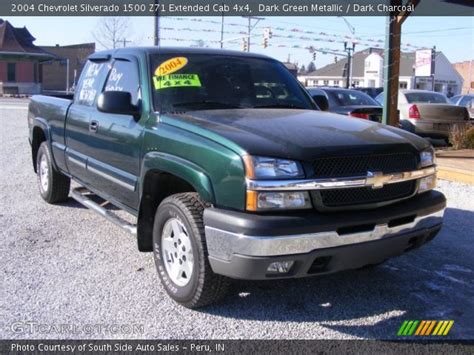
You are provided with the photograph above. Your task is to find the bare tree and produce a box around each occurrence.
[92,17,133,50]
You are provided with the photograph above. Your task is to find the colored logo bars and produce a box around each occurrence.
[397,320,454,336]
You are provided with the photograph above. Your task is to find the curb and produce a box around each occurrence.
[437,166,474,185]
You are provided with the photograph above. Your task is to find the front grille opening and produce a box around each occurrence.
[308,256,332,274]
[337,223,376,235]
[310,152,417,178]
[388,215,416,228]
[318,180,417,207]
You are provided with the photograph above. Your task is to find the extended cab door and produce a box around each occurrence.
[81,57,144,210]
[65,59,111,185]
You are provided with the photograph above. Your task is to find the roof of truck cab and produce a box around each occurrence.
[89,46,275,61]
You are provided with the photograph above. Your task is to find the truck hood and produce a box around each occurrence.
[164,109,430,160]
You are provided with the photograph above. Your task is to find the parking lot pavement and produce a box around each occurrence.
[1,98,473,340]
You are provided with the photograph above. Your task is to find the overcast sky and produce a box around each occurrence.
[4,16,473,69]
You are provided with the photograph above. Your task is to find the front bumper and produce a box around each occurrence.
[204,190,446,279]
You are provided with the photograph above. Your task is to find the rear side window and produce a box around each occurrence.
[74,61,110,106]
[104,60,140,105]
[405,92,448,104]
[326,90,378,107]
[375,93,384,106]
[459,96,473,107]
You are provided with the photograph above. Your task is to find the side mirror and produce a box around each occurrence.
[312,94,329,111]
[97,91,140,118]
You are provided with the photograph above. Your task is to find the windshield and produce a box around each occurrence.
[405,92,448,104]
[325,90,379,107]
[150,54,315,112]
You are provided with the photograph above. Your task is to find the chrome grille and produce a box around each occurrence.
[314,180,417,207]
[310,153,418,178]
[310,152,418,209]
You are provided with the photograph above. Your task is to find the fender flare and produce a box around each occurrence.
[140,151,215,204]
[30,117,59,171]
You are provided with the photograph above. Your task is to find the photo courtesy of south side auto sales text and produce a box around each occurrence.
[10,342,224,352]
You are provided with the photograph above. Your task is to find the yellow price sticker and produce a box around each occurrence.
[154,57,188,77]
[153,74,202,90]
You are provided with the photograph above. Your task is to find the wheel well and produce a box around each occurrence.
[137,171,196,252]
[32,126,46,173]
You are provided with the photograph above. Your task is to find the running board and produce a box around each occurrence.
[71,187,137,236]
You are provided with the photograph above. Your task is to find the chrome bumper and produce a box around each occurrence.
[205,209,444,262]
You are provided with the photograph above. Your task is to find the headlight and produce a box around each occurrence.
[246,191,311,211]
[420,148,435,168]
[243,156,304,179]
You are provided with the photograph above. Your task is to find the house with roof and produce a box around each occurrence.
[298,47,464,96]
[0,19,56,95]
[0,19,95,95]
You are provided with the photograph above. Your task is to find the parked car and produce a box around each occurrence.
[28,47,445,308]
[307,87,383,122]
[355,87,384,99]
[375,90,470,139]
[450,94,474,120]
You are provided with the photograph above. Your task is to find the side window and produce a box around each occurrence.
[104,60,140,105]
[74,61,110,106]
[375,93,384,106]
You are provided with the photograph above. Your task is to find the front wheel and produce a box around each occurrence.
[152,193,230,308]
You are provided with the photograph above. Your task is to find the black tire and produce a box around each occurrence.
[36,142,70,204]
[152,193,230,308]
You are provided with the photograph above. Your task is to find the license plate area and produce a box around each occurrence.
[434,123,450,130]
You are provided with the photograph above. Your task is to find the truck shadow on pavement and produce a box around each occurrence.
[201,207,474,339]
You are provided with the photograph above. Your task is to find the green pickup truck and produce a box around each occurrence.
[28,47,446,308]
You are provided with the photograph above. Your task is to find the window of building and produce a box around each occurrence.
[333,80,340,86]
[7,63,16,82]
[323,80,329,86]
[399,81,408,89]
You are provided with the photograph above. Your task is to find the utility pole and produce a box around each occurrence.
[153,0,160,46]
[220,6,224,48]
[242,16,264,52]
[382,0,420,126]
[121,38,132,48]
[65,58,69,94]
[344,42,356,88]
[338,16,356,88]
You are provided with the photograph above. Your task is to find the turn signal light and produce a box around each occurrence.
[408,104,421,119]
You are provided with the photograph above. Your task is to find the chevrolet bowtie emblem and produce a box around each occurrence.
[366,171,390,189]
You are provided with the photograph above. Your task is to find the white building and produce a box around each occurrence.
[298,48,464,95]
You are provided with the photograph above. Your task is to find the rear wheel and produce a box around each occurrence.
[152,193,230,308]
[36,142,70,203]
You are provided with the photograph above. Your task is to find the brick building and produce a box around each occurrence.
[453,60,474,94]
[40,43,95,91]
[0,19,55,95]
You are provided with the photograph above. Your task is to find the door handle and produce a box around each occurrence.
[89,120,99,133]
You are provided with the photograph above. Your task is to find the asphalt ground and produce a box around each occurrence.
[1,98,473,340]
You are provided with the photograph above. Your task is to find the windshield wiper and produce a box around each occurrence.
[172,100,244,109]
[254,103,307,109]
